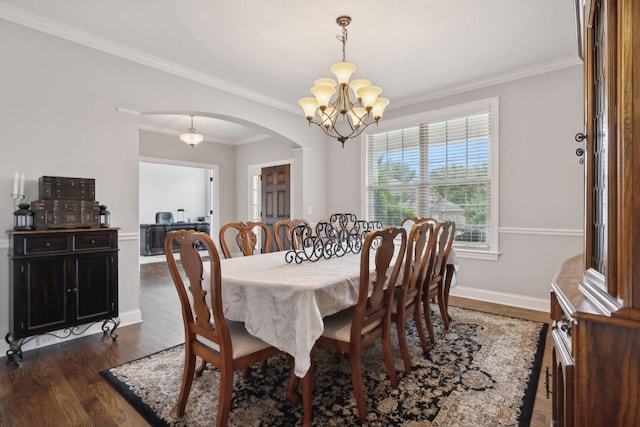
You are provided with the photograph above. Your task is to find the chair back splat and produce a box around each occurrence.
[219,221,271,258]
[274,218,309,251]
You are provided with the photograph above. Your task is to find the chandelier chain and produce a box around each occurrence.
[337,25,348,62]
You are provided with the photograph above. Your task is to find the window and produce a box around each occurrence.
[364,98,499,256]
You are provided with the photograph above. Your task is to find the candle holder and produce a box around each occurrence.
[10,193,26,212]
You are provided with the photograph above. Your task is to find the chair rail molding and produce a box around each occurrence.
[498,227,583,237]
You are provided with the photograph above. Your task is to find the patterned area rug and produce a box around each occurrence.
[100,306,547,426]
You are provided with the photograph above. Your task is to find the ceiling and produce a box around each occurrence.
[1,0,580,145]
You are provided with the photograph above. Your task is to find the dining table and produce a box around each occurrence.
[217,247,459,425]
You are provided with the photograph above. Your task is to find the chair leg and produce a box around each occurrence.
[395,315,412,374]
[349,351,368,422]
[437,284,450,331]
[382,325,398,389]
[423,298,435,344]
[170,348,196,419]
[442,265,455,328]
[414,304,430,354]
[195,357,207,377]
[216,366,234,427]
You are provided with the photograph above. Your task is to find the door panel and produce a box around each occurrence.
[261,164,290,251]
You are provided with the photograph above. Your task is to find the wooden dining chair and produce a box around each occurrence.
[422,220,456,343]
[391,221,437,373]
[315,226,407,422]
[274,218,309,251]
[400,216,437,228]
[219,221,271,259]
[164,229,281,427]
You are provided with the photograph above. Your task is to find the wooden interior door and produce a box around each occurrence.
[261,164,290,251]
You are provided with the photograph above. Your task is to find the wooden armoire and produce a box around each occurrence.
[550,0,640,426]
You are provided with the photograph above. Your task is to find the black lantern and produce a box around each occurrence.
[99,205,110,228]
[14,203,34,230]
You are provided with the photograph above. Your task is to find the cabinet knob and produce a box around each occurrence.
[45,242,51,247]
[91,239,96,244]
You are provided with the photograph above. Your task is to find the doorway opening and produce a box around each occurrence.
[139,157,218,263]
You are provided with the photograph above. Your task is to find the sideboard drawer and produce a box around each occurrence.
[24,235,70,254]
[74,231,114,250]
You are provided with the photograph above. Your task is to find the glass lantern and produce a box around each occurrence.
[99,205,110,228]
[14,203,34,230]
[177,208,185,223]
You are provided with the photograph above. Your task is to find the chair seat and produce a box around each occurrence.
[197,320,274,359]
[321,307,381,342]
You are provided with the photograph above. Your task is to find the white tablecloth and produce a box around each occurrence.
[220,251,364,377]
[219,246,460,378]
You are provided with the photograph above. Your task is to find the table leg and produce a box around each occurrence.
[302,367,313,427]
[287,349,315,427]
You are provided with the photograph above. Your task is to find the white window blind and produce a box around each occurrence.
[366,108,494,250]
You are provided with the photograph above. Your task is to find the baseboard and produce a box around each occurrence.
[0,309,142,360]
[450,286,549,312]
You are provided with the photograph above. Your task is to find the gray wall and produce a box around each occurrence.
[0,20,328,355]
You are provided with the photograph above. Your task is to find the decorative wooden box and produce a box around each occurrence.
[38,176,95,200]
[32,199,100,230]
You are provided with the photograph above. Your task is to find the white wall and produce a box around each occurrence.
[139,162,210,224]
[0,20,328,355]
[327,65,585,310]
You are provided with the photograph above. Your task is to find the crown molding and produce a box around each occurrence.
[2,4,583,116]
[392,55,583,108]
[0,3,298,114]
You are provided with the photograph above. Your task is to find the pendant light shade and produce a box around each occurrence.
[180,115,204,147]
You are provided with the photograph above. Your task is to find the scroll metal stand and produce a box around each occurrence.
[4,317,120,367]
[284,213,383,264]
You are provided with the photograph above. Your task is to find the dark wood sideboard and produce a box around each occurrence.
[140,222,210,256]
[6,228,119,364]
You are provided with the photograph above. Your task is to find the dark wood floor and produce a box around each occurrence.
[0,262,552,426]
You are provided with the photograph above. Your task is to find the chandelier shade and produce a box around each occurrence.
[180,115,204,147]
[298,16,389,147]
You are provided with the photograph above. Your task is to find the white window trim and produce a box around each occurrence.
[360,97,500,260]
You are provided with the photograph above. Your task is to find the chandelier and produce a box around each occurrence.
[298,16,389,147]
[180,115,204,147]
